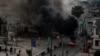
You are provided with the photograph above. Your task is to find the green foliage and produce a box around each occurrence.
[79,21,84,27]
[71,6,84,18]
[26,49,32,56]
[94,50,100,56]
[3,38,8,46]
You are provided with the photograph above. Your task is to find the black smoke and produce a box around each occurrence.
[37,6,78,40]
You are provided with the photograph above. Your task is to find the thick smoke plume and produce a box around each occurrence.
[38,6,78,40]
[0,0,79,38]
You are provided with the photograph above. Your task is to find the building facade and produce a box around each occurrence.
[85,0,100,49]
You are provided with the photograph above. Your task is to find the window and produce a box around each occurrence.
[95,40,99,46]
[96,19,100,35]
[93,14,97,17]
[87,22,93,24]
[96,28,100,35]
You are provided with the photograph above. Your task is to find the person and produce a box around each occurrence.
[6,53,8,56]
[19,50,21,55]
[17,54,19,56]
[54,54,56,56]
[5,47,7,52]
[59,42,62,47]
[0,46,1,52]
[41,52,45,56]
[47,47,49,53]
[66,51,68,56]
[10,47,13,54]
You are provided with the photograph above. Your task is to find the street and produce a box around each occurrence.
[45,37,84,56]
[0,36,85,56]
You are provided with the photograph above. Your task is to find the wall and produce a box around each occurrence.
[0,0,27,26]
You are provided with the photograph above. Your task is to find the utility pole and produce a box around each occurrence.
[31,37,32,56]
[83,14,89,53]
[50,37,52,56]
[1,24,3,36]
[7,20,10,40]
[61,35,64,56]
[47,21,53,56]
[15,23,19,47]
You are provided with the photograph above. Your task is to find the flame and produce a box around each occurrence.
[69,40,75,45]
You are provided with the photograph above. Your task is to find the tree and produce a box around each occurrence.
[94,50,100,56]
[3,37,8,46]
[26,49,32,56]
[71,6,84,18]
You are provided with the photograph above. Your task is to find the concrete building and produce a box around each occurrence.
[0,0,28,38]
[85,0,100,50]
[91,18,100,49]
[78,0,100,50]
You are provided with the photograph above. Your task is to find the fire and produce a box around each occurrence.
[68,40,75,45]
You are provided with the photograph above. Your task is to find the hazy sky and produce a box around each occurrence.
[62,0,80,14]
[80,0,88,1]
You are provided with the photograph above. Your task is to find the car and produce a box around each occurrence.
[68,40,75,46]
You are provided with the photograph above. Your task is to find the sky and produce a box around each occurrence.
[62,0,80,14]
[80,0,88,1]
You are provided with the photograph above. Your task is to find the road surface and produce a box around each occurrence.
[45,37,84,56]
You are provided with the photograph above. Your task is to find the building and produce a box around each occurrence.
[91,18,100,49]
[0,0,28,38]
[78,0,100,50]
[85,0,100,50]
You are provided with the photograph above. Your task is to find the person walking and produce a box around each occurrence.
[66,51,68,56]
[19,49,21,56]
[6,53,8,56]
[5,47,7,52]
[10,47,13,54]
[19,50,21,54]
[54,54,56,56]
[47,47,50,53]
[17,54,19,56]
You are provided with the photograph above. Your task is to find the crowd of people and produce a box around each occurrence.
[0,46,21,56]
